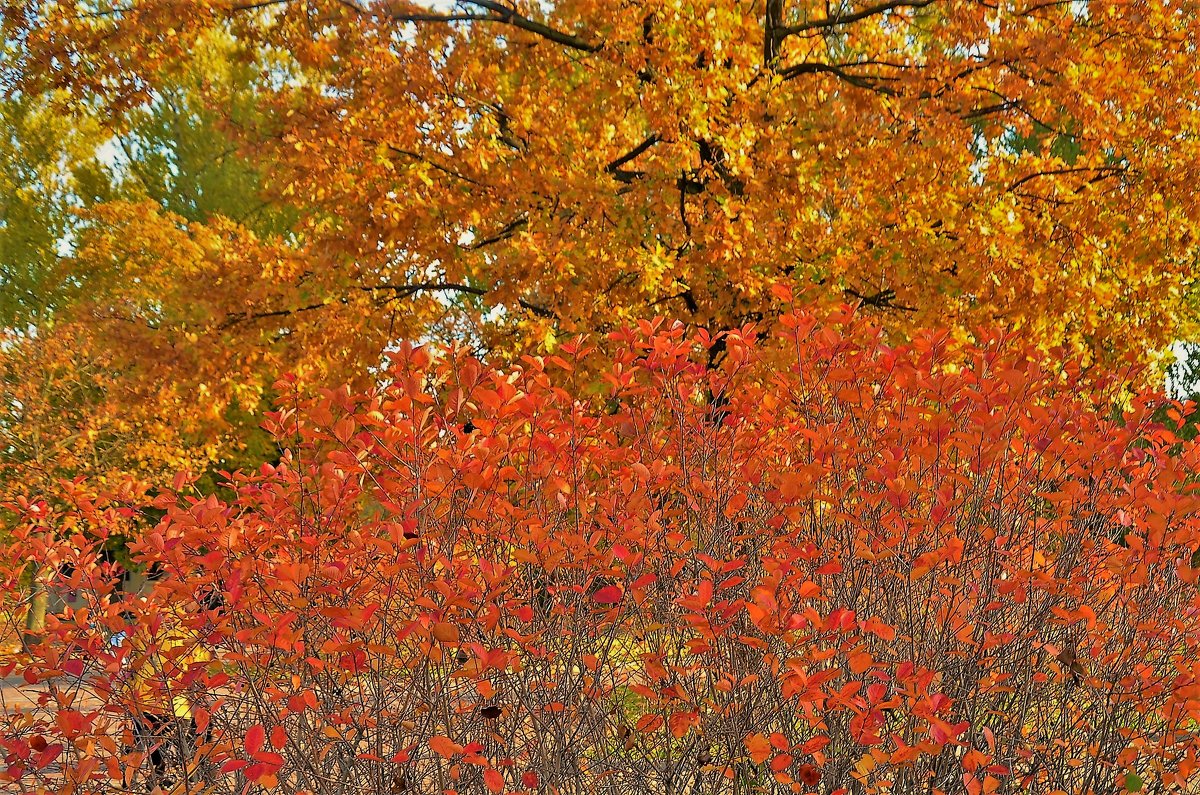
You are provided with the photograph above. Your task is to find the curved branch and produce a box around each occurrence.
[779,0,936,36]
[462,217,528,250]
[384,1,603,52]
[365,281,556,319]
[779,61,903,94]
[605,134,662,183]
[1005,165,1127,194]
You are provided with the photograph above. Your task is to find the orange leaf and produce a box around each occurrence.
[724,492,749,519]
[432,622,460,644]
[745,733,772,764]
[429,735,462,758]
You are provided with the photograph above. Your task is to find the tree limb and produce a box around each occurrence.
[384,1,603,52]
[1005,165,1126,194]
[779,0,936,36]
[779,61,903,94]
[462,216,528,250]
[605,134,662,183]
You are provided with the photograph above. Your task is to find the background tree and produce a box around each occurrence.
[0,28,294,496]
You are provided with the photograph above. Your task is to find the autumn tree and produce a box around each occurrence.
[0,28,299,495]
[5,0,1200,498]
[9,0,1200,370]
[0,30,295,633]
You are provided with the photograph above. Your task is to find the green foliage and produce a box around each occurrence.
[108,31,297,238]
[0,94,111,326]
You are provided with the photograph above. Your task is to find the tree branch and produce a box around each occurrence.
[365,280,555,319]
[462,217,528,250]
[518,298,556,318]
[844,287,915,312]
[779,61,903,94]
[1005,165,1126,194]
[383,1,603,52]
[363,282,488,299]
[219,299,340,330]
[779,0,936,35]
[385,145,483,186]
[605,134,662,179]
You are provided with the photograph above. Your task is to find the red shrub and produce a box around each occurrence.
[4,310,1200,794]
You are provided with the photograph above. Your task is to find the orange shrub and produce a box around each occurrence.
[3,308,1200,794]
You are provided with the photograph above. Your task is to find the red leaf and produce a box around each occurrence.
[592,585,623,604]
[798,764,821,786]
[245,724,266,756]
[33,744,63,770]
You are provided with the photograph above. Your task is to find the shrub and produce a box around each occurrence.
[4,309,1200,794]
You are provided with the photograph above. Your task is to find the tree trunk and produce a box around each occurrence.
[22,562,48,650]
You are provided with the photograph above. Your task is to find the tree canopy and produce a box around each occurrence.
[3,3,1198,452]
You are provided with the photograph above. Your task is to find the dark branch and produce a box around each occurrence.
[231,0,292,11]
[678,171,696,238]
[363,282,489,299]
[384,1,603,52]
[385,145,483,186]
[1005,166,1126,194]
[366,281,555,319]
[219,299,340,330]
[698,139,745,196]
[845,287,915,312]
[605,134,662,183]
[779,0,936,35]
[518,298,556,319]
[649,290,698,313]
[778,61,902,93]
[462,217,528,250]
